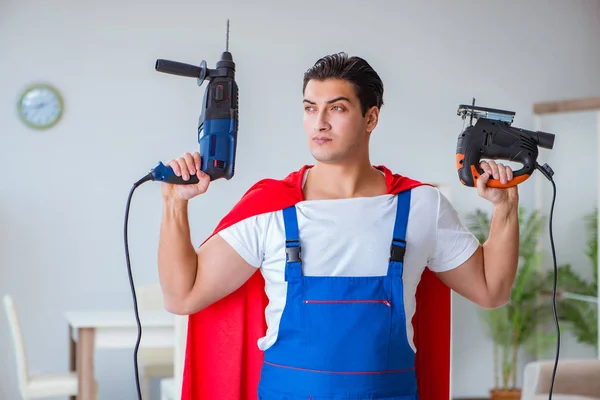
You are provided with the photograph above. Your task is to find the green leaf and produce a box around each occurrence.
[556,298,598,349]
[585,208,598,286]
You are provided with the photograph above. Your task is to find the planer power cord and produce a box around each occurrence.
[121,164,559,400]
[537,162,559,400]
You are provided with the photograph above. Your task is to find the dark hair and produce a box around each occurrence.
[302,52,384,116]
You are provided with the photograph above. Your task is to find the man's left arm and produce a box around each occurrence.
[435,160,520,309]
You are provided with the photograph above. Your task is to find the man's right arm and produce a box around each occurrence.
[157,198,257,315]
[157,152,258,315]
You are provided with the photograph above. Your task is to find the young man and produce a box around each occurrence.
[157,53,519,400]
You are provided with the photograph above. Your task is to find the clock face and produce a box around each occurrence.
[18,84,63,130]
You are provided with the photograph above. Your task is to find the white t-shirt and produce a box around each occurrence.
[218,176,480,353]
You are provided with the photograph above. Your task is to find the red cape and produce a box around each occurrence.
[181,165,451,400]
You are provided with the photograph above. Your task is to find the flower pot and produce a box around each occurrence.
[490,388,522,400]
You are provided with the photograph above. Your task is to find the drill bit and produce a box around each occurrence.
[225,19,230,52]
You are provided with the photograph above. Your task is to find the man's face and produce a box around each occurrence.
[303,78,378,164]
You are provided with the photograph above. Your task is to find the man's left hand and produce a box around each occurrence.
[477,160,519,207]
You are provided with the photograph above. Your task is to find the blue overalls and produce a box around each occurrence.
[257,190,418,400]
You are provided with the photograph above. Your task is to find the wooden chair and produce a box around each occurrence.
[160,314,188,400]
[3,294,97,399]
[136,283,175,399]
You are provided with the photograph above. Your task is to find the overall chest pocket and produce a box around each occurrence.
[302,296,393,373]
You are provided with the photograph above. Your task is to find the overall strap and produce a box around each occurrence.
[282,206,303,282]
[388,189,412,278]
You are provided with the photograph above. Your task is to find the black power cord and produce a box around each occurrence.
[536,162,559,400]
[124,172,154,400]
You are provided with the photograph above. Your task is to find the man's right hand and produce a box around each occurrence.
[161,151,211,202]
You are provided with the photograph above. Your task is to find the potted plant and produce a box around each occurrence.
[467,206,558,400]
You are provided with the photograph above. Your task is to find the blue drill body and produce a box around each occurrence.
[151,108,238,184]
[150,25,238,185]
[199,118,238,180]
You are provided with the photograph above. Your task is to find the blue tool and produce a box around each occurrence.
[124,20,239,400]
[151,19,238,184]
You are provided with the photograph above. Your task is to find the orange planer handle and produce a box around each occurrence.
[456,153,530,188]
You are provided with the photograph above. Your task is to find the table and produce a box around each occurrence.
[65,310,175,400]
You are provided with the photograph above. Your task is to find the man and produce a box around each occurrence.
[157,52,519,400]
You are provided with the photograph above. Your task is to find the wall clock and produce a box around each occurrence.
[17,83,64,130]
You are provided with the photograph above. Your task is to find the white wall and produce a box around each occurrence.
[1,0,600,399]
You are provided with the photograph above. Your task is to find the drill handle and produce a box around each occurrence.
[155,59,205,80]
[150,162,200,185]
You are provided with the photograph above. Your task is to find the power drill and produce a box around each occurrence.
[150,19,238,184]
[123,20,239,400]
[455,99,555,188]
